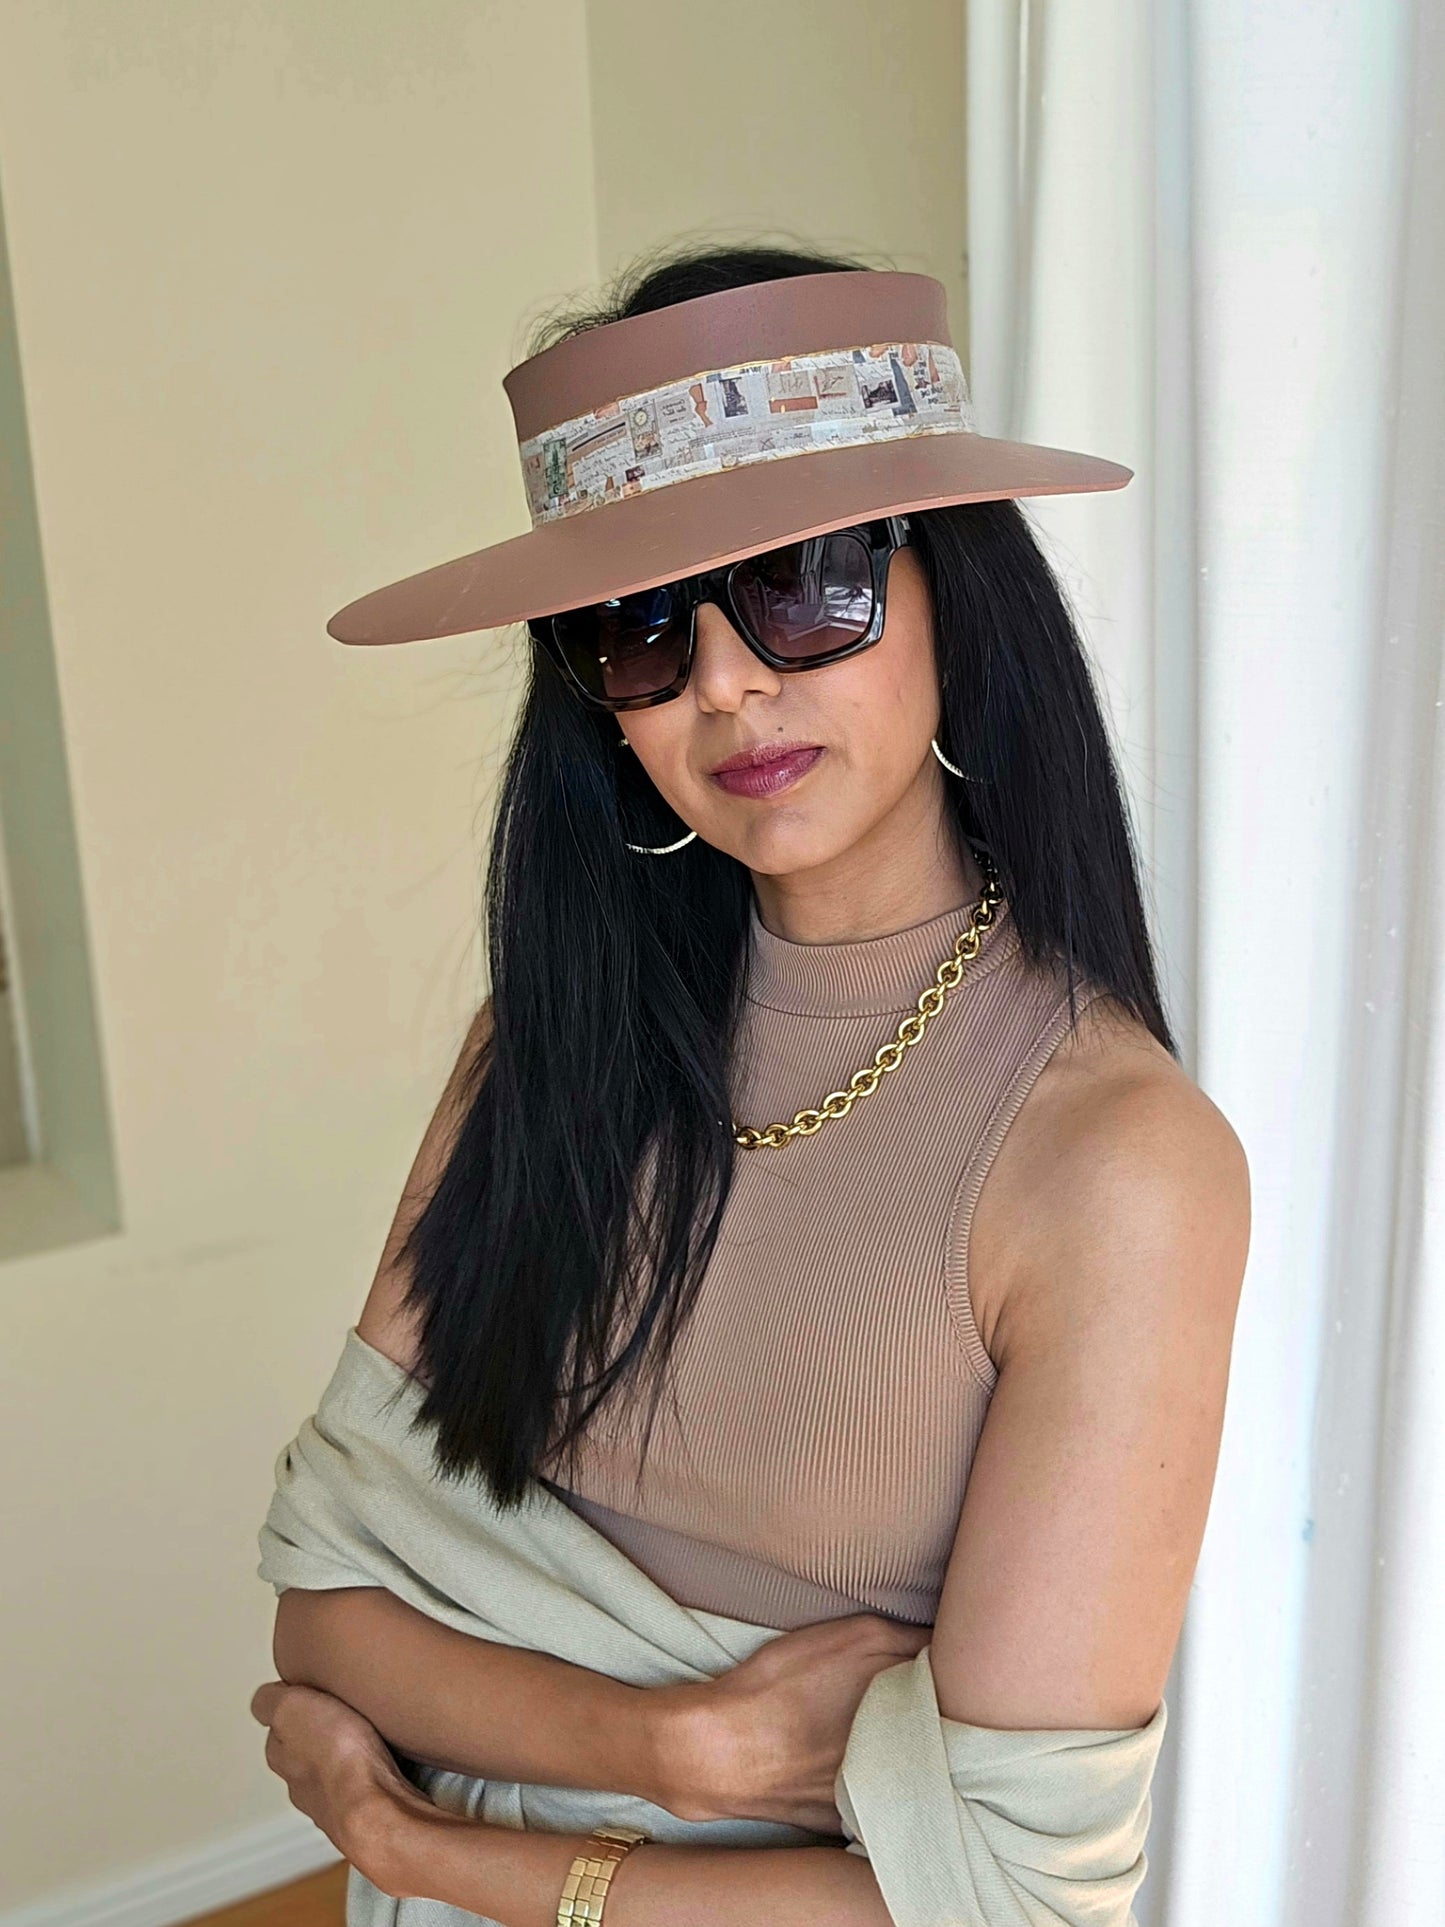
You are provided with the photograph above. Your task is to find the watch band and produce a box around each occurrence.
[555,1824,651,1925]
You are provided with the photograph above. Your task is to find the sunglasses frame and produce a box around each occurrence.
[527,513,913,713]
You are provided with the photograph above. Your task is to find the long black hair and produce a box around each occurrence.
[395,240,1176,1507]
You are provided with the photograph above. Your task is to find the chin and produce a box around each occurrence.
[729,824,852,874]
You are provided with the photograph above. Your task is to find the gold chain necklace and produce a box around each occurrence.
[733,850,1005,1148]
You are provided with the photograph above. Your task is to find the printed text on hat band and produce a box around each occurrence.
[518,340,975,525]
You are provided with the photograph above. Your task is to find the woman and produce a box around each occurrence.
[252,243,1250,1925]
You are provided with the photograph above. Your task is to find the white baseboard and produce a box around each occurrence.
[2,1812,343,1927]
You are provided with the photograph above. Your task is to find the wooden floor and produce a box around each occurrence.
[181,1862,348,1927]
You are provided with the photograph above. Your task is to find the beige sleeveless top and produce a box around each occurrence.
[540,887,1108,1630]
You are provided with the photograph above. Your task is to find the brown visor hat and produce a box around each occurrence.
[326,268,1131,647]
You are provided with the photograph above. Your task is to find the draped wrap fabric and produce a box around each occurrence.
[257,1328,1167,1926]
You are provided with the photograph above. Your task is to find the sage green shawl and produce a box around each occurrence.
[257,1328,1167,1925]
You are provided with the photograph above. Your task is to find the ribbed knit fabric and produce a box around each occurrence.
[540,881,1109,1630]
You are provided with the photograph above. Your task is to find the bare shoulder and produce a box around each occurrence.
[968,988,1251,1371]
[355,995,495,1381]
[933,990,1251,1729]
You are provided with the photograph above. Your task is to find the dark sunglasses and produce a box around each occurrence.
[526,514,912,712]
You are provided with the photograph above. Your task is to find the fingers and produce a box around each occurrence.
[866,1613,932,1652]
[250,1679,287,1725]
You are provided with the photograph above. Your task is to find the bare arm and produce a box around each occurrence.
[387,1820,895,1927]
[931,1037,1250,1730]
[272,996,695,1813]
[273,1585,686,1807]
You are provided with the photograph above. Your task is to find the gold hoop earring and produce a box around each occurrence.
[615,735,698,855]
[625,829,699,856]
[931,736,980,781]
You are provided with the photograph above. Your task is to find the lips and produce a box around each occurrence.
[709,740,823,775]
[709,745,825,798]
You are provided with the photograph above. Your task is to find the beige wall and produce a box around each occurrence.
[589,0,968,351]
[0,1,964,1911]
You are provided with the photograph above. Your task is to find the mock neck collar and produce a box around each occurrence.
[744,889,1017,1018]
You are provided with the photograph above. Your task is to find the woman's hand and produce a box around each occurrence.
[250,1679,438,1893]
[660,1612,932,1833]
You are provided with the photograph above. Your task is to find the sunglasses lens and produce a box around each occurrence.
[540,526,886,707]
[730,531,875,661]
[551,586,689,703]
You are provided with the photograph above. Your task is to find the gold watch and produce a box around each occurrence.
[555,1824,651,1925]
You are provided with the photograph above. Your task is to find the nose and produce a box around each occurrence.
[688,598,783,711]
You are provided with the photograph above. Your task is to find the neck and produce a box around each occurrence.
[748,765,985,945]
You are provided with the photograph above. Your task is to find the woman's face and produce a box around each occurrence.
[617,546,948,881]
